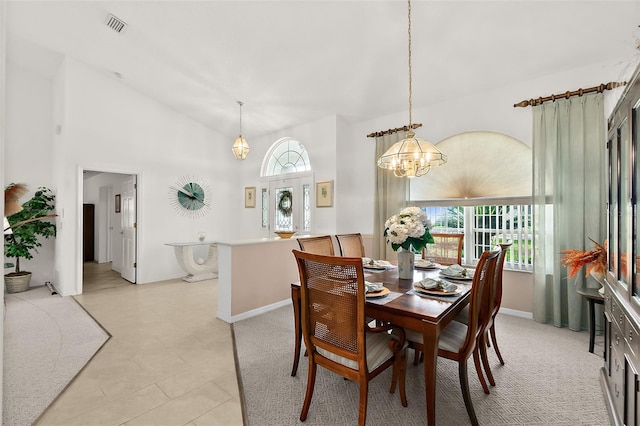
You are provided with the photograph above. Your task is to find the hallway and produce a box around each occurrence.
[36,265,243,425]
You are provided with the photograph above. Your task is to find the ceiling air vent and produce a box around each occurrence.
[105,14,127,33]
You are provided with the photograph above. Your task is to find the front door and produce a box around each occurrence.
[121,176,137,283]
[268,175,313,235]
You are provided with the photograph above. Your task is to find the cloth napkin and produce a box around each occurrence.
[416,278,457,292]
[442,264,467,277]
[415,259,435,268]
[364,281,384,293]
[362,258,392,268]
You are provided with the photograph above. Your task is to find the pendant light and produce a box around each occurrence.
[232,101,250,160]
[376,0,446,178]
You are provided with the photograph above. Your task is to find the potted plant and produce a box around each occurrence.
[4,185,56,293]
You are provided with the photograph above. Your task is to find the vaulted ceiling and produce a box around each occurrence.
[6,1,640,140]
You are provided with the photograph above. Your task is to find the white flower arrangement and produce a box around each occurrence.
[384,207,434,252]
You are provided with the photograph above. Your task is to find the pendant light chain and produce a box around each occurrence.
[407,0,413,128]
[375,0,447,177]
[238,101,244,135]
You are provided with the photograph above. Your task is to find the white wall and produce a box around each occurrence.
[28,57,234,295]
[237,114,340,237]
[4,59,55,286]
[1,0,6,412]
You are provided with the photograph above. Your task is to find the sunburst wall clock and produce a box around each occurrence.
[169,175,212,218]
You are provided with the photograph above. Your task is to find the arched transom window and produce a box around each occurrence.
[262,138,310,177]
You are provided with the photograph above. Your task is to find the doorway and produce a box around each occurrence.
[81,170,137,292]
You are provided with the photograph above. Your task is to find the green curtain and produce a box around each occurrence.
[373,133,408,261]
[532,93,606,330]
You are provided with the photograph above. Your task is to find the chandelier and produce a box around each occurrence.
[232,101,250,160]
[376,0,446,178]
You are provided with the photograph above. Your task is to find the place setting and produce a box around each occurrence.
[364,281,402,304]
[411,277,462,298]
[362,257,394,271]
[439,264,474,281]
[415,258,441,270]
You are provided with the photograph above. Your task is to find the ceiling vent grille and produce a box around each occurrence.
[105,14,127,33]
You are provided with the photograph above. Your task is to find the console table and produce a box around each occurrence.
[576,286,604,353]
[165,241,218,282]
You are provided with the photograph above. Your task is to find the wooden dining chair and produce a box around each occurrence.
[293,250,408,426]
[422,232,464,265]
[335,233,365,257]
[291,235,336,376]
[456,242,512,392]
[404,249,500,426]
[297,235,335,256]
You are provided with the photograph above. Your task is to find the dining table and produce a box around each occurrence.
[290,262,473,426]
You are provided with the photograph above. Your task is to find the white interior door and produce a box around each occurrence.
[121,176,137,283]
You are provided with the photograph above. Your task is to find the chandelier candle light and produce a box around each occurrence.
[232,100,250,160]
[384,207,434,279]
[376,0,447,178]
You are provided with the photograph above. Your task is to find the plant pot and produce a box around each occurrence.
[5,272,32,293]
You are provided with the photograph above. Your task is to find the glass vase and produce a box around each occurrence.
[397,248,415,280]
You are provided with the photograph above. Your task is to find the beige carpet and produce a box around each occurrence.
[233,304,610,426]
[3,285,110,425]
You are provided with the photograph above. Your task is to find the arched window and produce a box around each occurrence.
[260,138,313,235]
[262,138,310,177]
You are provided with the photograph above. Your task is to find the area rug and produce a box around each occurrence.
[233,304,610,425]
[3,285,110,425]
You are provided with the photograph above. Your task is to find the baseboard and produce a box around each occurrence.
[222,299,292,323]
[499,307,533,319]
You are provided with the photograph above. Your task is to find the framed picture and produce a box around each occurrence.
[316,180,333,207]
[115,194,121,213]
[245,187,256,208]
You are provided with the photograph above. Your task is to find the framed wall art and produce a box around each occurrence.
[245,187,256,208]
[115,194,121,213]
[316,180,333,207]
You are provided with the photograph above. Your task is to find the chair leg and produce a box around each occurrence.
[479,333,495,387]
[291,292,302,376]
[399,349,407,407]
[390,357,398,394]
[358,380,368,426]
[300,358,317,422]
[472,346,490,395]
[490,324,505,365]
[413,348,421,366]
[459,361,480,426]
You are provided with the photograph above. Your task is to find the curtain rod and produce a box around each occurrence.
[366,123,422,138]
[513,81,626,108]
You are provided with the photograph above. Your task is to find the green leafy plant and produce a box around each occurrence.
[4,186,57,274]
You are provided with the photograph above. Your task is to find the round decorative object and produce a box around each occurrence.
[169,175,212,218]
[275,230,296,239]
[277,190,293,217]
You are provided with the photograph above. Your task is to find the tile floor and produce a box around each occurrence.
[36,263,244,426]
